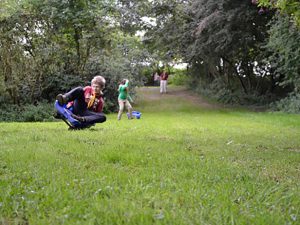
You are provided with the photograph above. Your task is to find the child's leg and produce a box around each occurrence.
[160,80,163,93]
[117,100,125,120]
[125,100,133,119]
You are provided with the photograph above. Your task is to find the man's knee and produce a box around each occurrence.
[94,114,106,123]
[68,86,84,99]
[102,115,106,122]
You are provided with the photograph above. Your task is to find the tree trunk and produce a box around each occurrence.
[222,56,248,94]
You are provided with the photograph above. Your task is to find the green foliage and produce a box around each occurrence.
[0,104,22,121]
[271,93,300,113]
[140,67,154,86]
[264,13,300,92]
[0,0,151,112]
[189,75,241,105]
[83,32,148,112]
[0,0,24,19]
[0,102,54,122]
[41,74,83,101]
[146,0,279,106]
[168,69,188,86]
[147,0,272,61]
[188,72,276,106]
[22,102,55,122]
[143,0,188,62]
[1,0,299,112]
[259,0,300,25]
[146,0,296,111]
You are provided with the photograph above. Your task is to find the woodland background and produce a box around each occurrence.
[0,0,299,121]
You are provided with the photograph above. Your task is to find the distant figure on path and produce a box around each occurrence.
[56,75,106,125]
[160,71,169,94]
[153,72,160,86]
[117,79,133,120]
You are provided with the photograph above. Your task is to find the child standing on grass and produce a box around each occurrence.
[56,75,106,125]
[117,79,133,120]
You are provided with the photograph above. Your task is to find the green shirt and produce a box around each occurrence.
[118,80,129,100]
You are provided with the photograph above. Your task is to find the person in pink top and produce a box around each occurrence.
[56,75,106,124]
[160,71,169,94]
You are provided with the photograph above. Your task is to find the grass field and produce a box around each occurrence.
[0,86,300,225]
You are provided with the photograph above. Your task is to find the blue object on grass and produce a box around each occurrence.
[54,100,81,127]
[127,111,142,119]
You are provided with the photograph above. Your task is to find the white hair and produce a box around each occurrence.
[91,75,106,86]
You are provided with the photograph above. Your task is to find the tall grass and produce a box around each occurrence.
[0,87,299,224]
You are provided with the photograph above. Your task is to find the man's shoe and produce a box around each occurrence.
[56,94,68,106]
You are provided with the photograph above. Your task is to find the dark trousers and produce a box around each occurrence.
[65,87,106,124]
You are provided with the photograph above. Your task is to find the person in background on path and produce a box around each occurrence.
[117,79,133,120]
[160,70,169,94]
[56,75,106,124]
[153,72,160,86]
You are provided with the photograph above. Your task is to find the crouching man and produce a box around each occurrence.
[56,75,107,126]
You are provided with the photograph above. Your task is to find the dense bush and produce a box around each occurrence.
[0,102,55,122]
[188,75,276,106]
[271,93,300,113]
[41,74,84,102]
[168,69,188,86]
[141,67,156,86]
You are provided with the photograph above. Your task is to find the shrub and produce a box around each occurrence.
[141,67,156,86]
[271,93,300,113]
[0,102,55,122]
[188,76,275,106]
[0,104,23,122]
[22,102,55,122]
[168,69,188,86]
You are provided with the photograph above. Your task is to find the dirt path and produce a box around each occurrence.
[138,86,223,110]
[138,86,267,112]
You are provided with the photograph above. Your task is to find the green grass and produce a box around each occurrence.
[0,87,300,224]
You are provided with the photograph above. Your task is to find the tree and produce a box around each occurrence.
[0,0,149,111]
[258,0,300,25]
[264,13,300,92]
